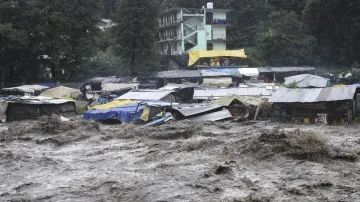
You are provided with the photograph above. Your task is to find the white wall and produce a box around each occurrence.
[212,26,226,39]
[205,25,212,40]
[211,10,227,20]
[212,41,226,50]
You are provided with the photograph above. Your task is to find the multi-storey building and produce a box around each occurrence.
[158,3,231,58]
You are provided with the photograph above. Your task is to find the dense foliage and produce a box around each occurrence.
[1,0,360,83]
[0,0,101,83]
[112,0,160,76]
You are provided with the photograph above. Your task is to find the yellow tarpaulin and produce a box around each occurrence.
[140,106,151,121]
[332,84,347,88]
[92,100,139,110]
[188,49,248,66]
[40,86,81,99]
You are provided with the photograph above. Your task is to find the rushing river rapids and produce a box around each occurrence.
[1,117,360,201]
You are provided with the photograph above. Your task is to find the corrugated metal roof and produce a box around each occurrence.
[269,86,357,103]
[160,83,198,90]
[117,90,174,101]
[238,68,259,77]
[258,67,315,73]
[215,95,263,106]
[156,70,201,79]
[188,109,232,121]
[171,103,223,117]
[284,74,329,88]
[101,83,139,92]
[194,87,276,100]
[2,85,49,93]
[8,96,74,104]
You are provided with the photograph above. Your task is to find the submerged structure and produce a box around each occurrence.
[269,86,360,124]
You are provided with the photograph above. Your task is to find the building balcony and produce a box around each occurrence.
[210,19,232,26]
[158,18,182,29]
[182,8,205,16]
[159,34,182,42]
[210,34,227,41]
[160,50,183,56]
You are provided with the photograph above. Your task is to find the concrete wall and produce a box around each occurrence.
[212,26,226,39]
[211,41,226,50]
[211,10,227,20]
[205,25,212,40]
[187,31,207,52]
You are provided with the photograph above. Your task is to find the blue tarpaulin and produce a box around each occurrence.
[201,68,240,76]
[83,103,145,122]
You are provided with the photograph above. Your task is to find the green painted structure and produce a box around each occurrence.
[159,6,231,56]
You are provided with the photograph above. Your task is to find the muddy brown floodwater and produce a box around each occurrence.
[1,116,360,202]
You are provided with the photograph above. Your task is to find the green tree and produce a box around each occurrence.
[304,0,360,67]
[112,0,160,76]
[254,10,318,66]
[73,48,127,81]
[0,0,32,83]
[0,0,102,83]
[31,0,102,81]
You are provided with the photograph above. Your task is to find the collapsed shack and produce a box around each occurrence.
[40,86,81,99]
[83,102,145,123]
[160,84,196,103]
[100,83,139,95]
[269,86,360,124]
[170,103,232,122]
[83,100,176,124]
[0,96,76,122]
[215,95,272,121]
[79,76,137,97]
[1,85,49,96]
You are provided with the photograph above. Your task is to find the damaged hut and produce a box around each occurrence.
[269,86,360,124]
[40,86,81,99]
[215,95,272,121]
[1,85,49,96]
[80,77,138,97]
[83,100,176,124]
[0,96,76,122]
[170,103,232,122]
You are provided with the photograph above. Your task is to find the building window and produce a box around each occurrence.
[206,12,213,25]
[207,43,213,50]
